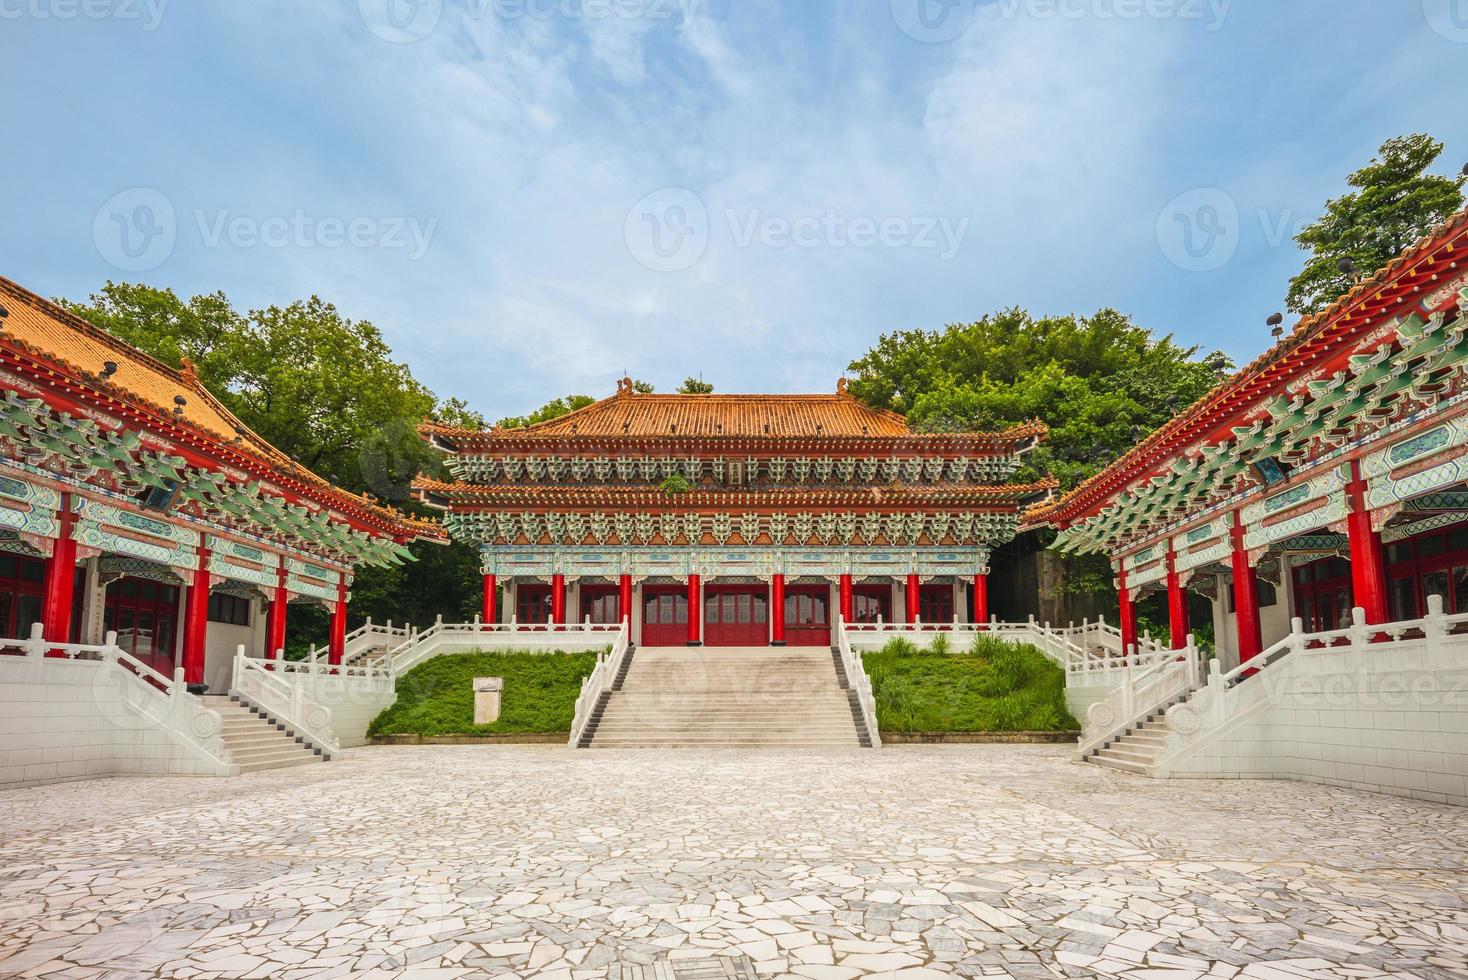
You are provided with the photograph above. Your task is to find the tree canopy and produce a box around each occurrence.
[64,282,486,646]
[496,381,655,429]
[677,377,714,394]
[1286,134,1465,315]
[847,308,1229,490]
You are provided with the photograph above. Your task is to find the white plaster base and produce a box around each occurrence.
[1158,638,1468,807]
[0,657,233,790]
[282,673,396,748]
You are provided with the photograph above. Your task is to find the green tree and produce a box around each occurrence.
[496,395,596,429]
[65,283,483,646]
[60,282,245,394]
[1286,134,1465,315]
[848,308,1228,490]
[677,376,714,394]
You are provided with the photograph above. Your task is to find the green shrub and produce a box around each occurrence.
[862,638,1078,733]
[367,649,600,736]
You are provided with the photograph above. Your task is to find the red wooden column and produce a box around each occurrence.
[771,573,787,645]
[1346,459,1389,625]
[181,540,212,692]
[1166,548,1190,650]
[1229,513,1263,664]
[1117,567,1138,655]
[41,492,78,655]
[973,573,989,627]
[328,576,348,666]
[481,573,497,627]
[551,573,566,625]
[619,574,633,627]
[838,574,853,625]
[686,573,702,646]
[266,562,288,660]
[905,573,921,623]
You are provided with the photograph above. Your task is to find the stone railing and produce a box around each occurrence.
[1075,639,1203,761]
[5,623,234,774]
[382,617,622,677]
[834,617,882,747]
[842,617,1172,682]
[568,621,631,748]
[1152,595,1468,780]
[306,619,414,667]
[233,647,341,759]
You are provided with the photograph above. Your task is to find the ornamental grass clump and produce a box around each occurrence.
[862,635,1077,734]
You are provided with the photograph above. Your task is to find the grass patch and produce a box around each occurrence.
[367,649,601,736]
[863,635,1079,733]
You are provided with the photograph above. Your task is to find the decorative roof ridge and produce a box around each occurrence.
[1031,204,1468,525]
[419,416,1048,444]
[411,474,1059,497]
[0,274,442,543]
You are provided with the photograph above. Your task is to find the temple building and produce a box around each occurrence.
[0,276,443,692]
[1030,207,1468,669]
[415,379,1055,647]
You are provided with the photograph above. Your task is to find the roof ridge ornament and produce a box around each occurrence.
[616,376,635,396]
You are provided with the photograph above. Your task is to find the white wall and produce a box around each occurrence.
[1159,637,1468,807]
[0,656,231,790]
[288,673,396,748]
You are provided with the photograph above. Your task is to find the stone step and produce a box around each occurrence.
[589,740,862,749]
[1096,746,1157,766]
[219,732,300,749]
[1089,754,1147,774]
[238,754,325,774]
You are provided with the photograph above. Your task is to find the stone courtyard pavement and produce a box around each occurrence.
[0,746,1465,980]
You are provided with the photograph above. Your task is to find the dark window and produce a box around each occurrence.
[207,593,252,627]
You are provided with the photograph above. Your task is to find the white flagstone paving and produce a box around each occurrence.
[0,744,1464,979]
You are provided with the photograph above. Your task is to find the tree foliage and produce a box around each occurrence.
[496,380,656,428]
[677,376,714,394]
[847,308,1228,490]
[64,282,484,644]
[1286,134,1464,315]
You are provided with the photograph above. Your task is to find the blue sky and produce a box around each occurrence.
[4,0,1466,421]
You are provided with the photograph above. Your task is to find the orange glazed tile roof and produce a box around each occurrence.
[522,384,908,437]
[0,274,442,542]
[423,378,1048,450]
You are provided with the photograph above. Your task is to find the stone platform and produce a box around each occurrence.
[0,745,1463,978]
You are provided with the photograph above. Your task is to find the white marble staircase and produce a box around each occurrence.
[201,696,327,774]
[1088,714,1170,774]
[583,647,871,748]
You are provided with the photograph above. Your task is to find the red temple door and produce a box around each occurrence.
[784,585,830,646]
[641,586,688,647]
[703,586,769,647]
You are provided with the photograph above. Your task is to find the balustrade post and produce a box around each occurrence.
[1424,594,1446,657]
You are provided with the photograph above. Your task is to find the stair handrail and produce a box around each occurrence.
[232,645,341,758]
[1075,637,1201,760]
[835,616,882,748]
[1151,597,1465,775]
[568,620,630,748]
[9,623,232,769]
